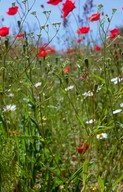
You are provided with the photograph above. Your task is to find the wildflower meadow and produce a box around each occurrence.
[0,0,123,191]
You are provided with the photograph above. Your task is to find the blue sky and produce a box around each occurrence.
[0,0,123,49]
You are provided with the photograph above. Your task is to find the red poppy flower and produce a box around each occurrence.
[94,45,101,51]
[77,142,89,154]
[63,66,71,73]
[80,72,88,80]
[77,26,90,35]
[16,33,24,39]
[6,6,18,15]
[47,0,62,5]
[66,48,75,54]
[77,38,82,44]
[39,47,46,52]
[47,46,56,54]
[0,27,10,37]
[37,50,47,57]
[37,47,47,57]
[110,28,119,40]
[88,13,100,22]
[80,76,85,81]
[62,0,76,18]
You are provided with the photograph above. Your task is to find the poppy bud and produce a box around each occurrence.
[77,142,89,154]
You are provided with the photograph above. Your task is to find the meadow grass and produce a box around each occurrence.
[0,1,123,192]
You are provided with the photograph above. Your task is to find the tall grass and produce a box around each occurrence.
[0,0,123,192]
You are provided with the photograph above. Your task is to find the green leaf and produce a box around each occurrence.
[98,4,103,12]
[91,74,105,84]
[112,8,117,15]
[29,116,39,128]
[82,159,89,186]
[98,176,105,192]
[68,166,83,183]
[112,175,123,190]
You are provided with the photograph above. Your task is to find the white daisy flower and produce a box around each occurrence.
[8,93,14,97]
[113,109,122,114]
[65,85,74,91]
[34,82,42,88]
[23,98,29,102]
[7,89,11,92]
[96,133,108,139]
[82,91,93,97]
[111,77,123,85]
[96,84,103,92]
[86,119,96,124]
[3,104,16,112]
[120,103,123,108]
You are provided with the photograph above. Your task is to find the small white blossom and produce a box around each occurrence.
[96,133,108,139]
[113,109,122,114]
[3,104,16,112]
[111,77,123,85]
[33,184,41,190]
[34,82,42,88]
[8,93,14,97]
[86,119,96,124]
[23,98,29,102]
[59,185,64,190]
[65,85,74,91]
[82,91,93,97]
[7,89,11,92]
[96,84,103,92]
[120,103,123,108]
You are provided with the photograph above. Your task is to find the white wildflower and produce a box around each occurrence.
[96,84,103,92]
[7,89,11,92]
[34,82,42,88]
[59,185,64,190]
[33,184,41,190]
[82,91,93,97]
[8,93,14,97]
[23,98,29,102]
[113,109,122,114]
[3,104,16,112]
[96,133,108,139]
[86,119,96,124]
[65,85,74,91]
[111,77,123,85]
[120,103,123,108]
[34,95,39,100]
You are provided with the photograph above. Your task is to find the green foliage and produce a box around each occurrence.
[0,0,123,191]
